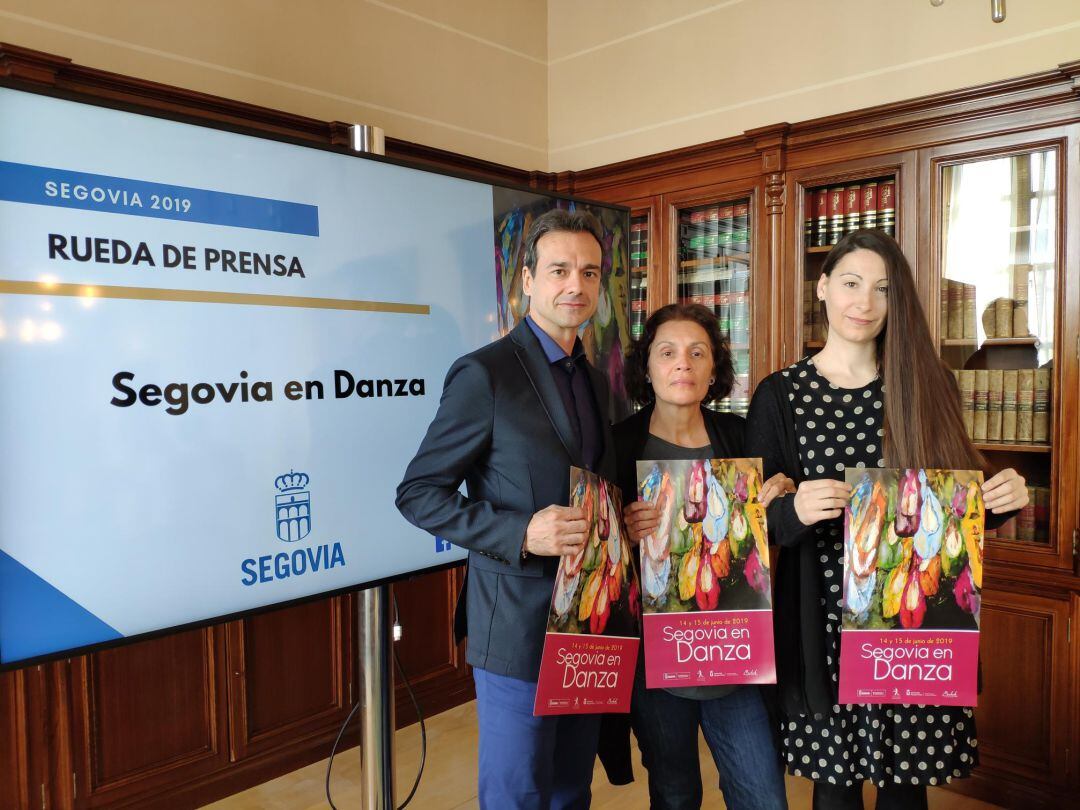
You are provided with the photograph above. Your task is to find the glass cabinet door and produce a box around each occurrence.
[675,199,751,414]
[938,148,1058,549]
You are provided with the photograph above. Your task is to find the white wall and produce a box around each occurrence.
[3,1,1079,173]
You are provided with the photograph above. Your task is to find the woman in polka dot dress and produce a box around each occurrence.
[745,230,1029,810]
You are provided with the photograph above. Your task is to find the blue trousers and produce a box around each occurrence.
[473,667,600,810]
[631,663,788,810]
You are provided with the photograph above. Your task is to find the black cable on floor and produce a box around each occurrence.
[394,637,428,808]
[325,596,427,810]
[325,700,361,810]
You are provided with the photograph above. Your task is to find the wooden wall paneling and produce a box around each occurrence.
[782,66,1080,172]
[44,661,76,809]
[569,138,763,204]
[658,193,676,323]
[1072,592,1080,790]
[780,168,806,369]
[68,626,230,809]
[1,668,34,809]
[391,567,473,728]
[570,63,1080,248]
[750,180,778,386]
[924,126,1077,572]
[943,588,1072,808]
[225,595,354,762]
[915,144,935,340]
[782,150,919,368]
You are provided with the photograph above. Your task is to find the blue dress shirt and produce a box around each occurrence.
[524,316,603,472]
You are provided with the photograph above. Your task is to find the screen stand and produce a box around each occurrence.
[351,123,394,810]
[358,584,395,810]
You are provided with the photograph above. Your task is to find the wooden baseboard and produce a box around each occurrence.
[96,684,475,809]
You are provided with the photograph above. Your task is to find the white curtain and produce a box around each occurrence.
[940,149,1056,364]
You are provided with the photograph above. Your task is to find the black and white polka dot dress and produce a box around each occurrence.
[779,356,978,788]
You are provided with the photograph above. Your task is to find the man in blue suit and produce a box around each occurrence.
[397,208,616,809]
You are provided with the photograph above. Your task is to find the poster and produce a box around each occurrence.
[534,468,640,715]
[839,468,985,706]
[637,458,775,689]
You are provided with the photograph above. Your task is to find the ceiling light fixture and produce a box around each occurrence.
[929,0,1005,23]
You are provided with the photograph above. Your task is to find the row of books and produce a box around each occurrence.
[630,219,649,339]
[940,280,977,341]
[679,202,751,258]
[985,486,1051,543]
[802,280,828,343]
[940,272,1031,341]
[630,278,648,340]
[713,362,751,417]
[955,368,1051,443]
[803,178,896,247]
[674,295,751,346]
[677,259,751,290]
[677,261,751,347]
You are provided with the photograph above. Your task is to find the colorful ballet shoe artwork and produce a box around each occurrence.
[636,458,776,690]
[840,467,985,707]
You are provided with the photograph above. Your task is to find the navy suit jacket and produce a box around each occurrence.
[396,319,616,681]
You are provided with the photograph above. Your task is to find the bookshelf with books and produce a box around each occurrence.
[936,146,1061,564]
[563,66,1079,809]
[675,198,753,414]
[926,132,1078,809]
[803,176,898,249]
[629,213,649,340]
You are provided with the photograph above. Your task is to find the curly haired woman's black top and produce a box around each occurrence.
[596,400,753,784]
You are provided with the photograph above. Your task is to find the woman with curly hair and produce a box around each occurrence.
[604,302,792,810]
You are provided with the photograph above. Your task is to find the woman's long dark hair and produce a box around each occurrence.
[820,230,987,472]
[625,303,734,407]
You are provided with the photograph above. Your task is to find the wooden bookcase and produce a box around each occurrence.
[567,62,1080,810]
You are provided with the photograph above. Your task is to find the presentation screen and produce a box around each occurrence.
[0,85,629,669]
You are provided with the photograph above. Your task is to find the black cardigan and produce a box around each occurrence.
[597,402,752,785]
[744,370,1015,721]
[744,372,833,720]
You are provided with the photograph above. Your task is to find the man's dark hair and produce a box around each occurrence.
[522,208,604,274]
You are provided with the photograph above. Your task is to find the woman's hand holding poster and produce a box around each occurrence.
[839,468,985,706]
[637,458,776,689]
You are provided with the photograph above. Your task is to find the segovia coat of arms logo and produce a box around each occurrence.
[275,470,311,542]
